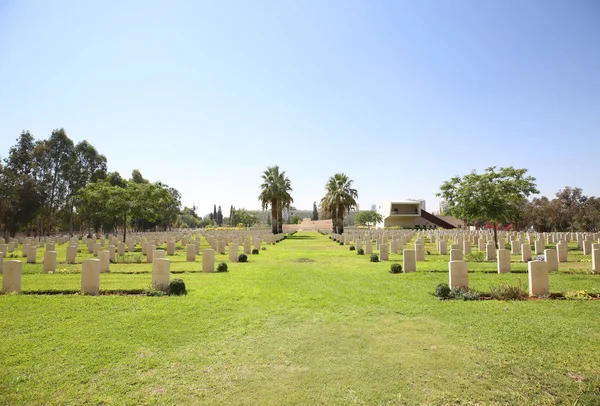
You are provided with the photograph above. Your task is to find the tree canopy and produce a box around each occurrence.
[258,165,293,234]
[437,166,538,247]
[0,129,182,238]
[312,202,319,221]
[355,210,383,229]
[321,173,358,234]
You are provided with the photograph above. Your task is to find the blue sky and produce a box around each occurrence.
[1,0,598,216]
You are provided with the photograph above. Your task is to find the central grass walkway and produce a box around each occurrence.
[1,231,599,405]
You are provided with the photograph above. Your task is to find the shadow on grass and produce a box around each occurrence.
[286,235,317,240]
[420,269,528,274]
[19,289,147,295]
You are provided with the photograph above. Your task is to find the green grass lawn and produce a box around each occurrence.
[1,231,599,405]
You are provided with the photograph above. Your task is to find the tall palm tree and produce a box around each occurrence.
[276,175,293,234]
[259,165,293,234]
[321,173,358,234]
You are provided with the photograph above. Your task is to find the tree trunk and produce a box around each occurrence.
[331,208,337,233]
[493,223,498,249]
[69,203,74,237]
[338,209,344,234]
[277,213,283,234]
[271,200,278,234]
[122,212,127,242]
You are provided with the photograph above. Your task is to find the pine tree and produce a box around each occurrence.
[217,206,223,226]
[213,204,217,223]
[312,201,319,220]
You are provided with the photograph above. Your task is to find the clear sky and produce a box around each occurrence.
[1,0,598,216]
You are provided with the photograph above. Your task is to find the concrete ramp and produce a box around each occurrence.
[420,209,456,229]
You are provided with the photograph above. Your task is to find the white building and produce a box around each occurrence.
[375,199,459,229]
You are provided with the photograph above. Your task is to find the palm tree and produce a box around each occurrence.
[259,165,293,234]
[276,175,293,233]
[321,173,358,234]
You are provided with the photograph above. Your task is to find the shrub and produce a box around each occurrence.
[339,242,344,246]
[217,262,228,273]
[464,251,486,262]
[238,253,248,263]
[449,286,481,301]
[434,284,480,301]
[261,247,266,251]
[252,248,259,255]
[145,286,167,297]
[370,254,379,262]
[168,279,187,296]
[390,263,402,274]
[564,290,600,300]
[349,245,356,251]
[357,248,365,255]
[435,283,451,299]
[489,283,527,300]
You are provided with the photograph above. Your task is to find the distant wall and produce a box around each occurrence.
[382,216,436,228]
[283,218,333,232]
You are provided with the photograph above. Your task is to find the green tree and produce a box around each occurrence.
[578,196,600,232]
[78,179,180,241]
[2,132,40,237]
[355,210,383,229]
[276,176,293,233]
[66,140,107,236]
[235,208,259,228]
[437,166,539,248]
[320,173,358,234]
[555,186,587,232]
[0,161,40,238]
[312,201,319,221]
[259,165,293,234]
[217,206,223,226]
[131,169,148,184]
[34,129,75,235]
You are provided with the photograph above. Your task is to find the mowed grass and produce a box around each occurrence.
[1,232,599,405]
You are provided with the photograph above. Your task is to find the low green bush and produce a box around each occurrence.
[261,247,266,251]
[238,253,248,262]
[434,283,480,301]
[435,283,451,299]
[449,287,481,301]
[390,263,402,274]
[357,248,364,255]
[252,248,259,255]
[168,279,187,296]
[370,254,379,263]
[145,286,168,297]
[489,283,527,300]
[217,262,228,273]
[349,245,355,251]
[339,242,344,246]
[465,252,486,262]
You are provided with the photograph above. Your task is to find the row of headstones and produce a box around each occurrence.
[0,231,287,266]
[437,239,570,261]
[339,228,600,252]
[0,249,220,294]
[329,234,600,275]
[334,230,596,269]
[449,260,553,296]
[431,231,600,255]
